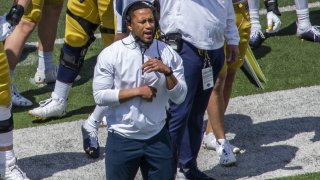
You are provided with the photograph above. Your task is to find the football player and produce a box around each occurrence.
[4,0,65,107]
[250,0,320,49]
[0,1,31,179]
[28,0,115,121]
[203,0,251,166]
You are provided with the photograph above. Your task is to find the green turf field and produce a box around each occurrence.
[1,1,320,179]
[274,172,320,180]
[262,0,319,7]
[3,1,319,128]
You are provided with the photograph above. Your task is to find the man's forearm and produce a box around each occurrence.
[165,73,178,90]
[118,88,140,103]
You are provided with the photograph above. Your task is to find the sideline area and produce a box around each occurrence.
[13,85,320,179]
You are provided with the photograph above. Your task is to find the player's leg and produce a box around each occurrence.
[4,0,44,107]
[248,0,265,49]
[34,0,64,84]
[0,43,29,180]
[28,0,100,120]
[295,0,320,42]
[204,0,251,165]
[81,0,115,158]
[205,63,238,166]
[82,105,107,158]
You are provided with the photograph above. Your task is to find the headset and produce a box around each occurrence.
[122,1,159,49]
[122,1,158,24]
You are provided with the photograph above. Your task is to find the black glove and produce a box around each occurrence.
[6,4,24,26]
[264,0,281,16]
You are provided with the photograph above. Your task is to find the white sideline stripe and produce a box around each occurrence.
[25,2,320,47]
[13,85,320,179]
[25,34,102,47]
[260,2,320,15]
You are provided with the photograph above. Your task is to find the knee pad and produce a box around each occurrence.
[23,0,43,23]
[23,0,64,24]
[57,44,86,83]
[0,108,13,133]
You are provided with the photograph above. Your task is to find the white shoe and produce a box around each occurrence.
[203,133,217,150]
[216,139,237,166]
[34,66,58,84]
[296,25,320,42]
[249,29,265,49]
[28,93,67,120]
[82,121,100,158]
[11,85,32,107]
[176,168,188,180]
[203,133,240,154]
[2,158,29,180]
[100,116,107,127]
[176,166,214,180]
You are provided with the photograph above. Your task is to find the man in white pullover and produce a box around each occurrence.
[93,1,187,179]
[102,0,238,179]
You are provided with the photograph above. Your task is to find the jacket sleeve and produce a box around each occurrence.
[92,48,120,107]
[165,47,187,104]
[224,0,240,45]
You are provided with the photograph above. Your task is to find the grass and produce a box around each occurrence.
[1,2,320,180]
[260,0,319,8]
[13,41,104,129]
[233,7,320,97]
[6,0,320,136]
[8,3,320,129]
[274,172,320,180]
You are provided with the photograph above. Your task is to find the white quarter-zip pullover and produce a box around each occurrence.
[93,34,187,139]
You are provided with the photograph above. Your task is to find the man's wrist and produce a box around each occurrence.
[164,67,173,77]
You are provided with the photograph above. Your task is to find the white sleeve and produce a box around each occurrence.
[93,48,120,106]
[164,47,187,104]
[224,0,240,45]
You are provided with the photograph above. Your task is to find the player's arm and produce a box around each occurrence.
[0,0,30,41]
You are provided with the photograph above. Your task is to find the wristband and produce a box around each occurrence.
[164,67,173,77]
